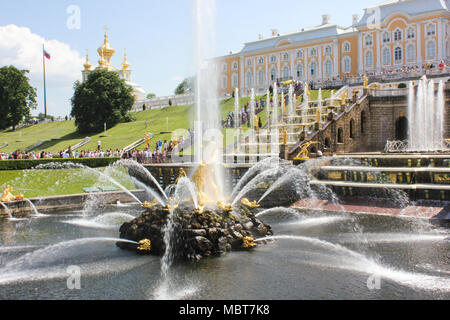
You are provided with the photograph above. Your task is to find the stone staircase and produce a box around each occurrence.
[311,154,450,201]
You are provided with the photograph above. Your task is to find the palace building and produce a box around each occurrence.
[216,0,450,97]
[82,30,146,101]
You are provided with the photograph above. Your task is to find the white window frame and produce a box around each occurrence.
[394,28,402,42]
[383,31,391,43]
[343,42,351,52]
[365,50,373,67]
[296,64,303,78]
[427,23,436,37]
[426,40,436,58]
[407,27,415,40]
[343,57,351,73]
[324,59,333,75]
[258,69,265,85]
[310,61,317,77]
[382,47,391,65]
[232,61,238,70]
[407,44,416,61]
[394,46,403,64]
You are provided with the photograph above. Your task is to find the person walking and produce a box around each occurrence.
[97,140,101,151]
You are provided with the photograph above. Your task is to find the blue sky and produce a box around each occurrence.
[0,0,377,117]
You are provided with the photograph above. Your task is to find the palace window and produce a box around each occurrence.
[365,35,373,46]
[283,53,289,61]
[325,45,332,55]
[310,48,317,56]
[258,57,264,65]
[427,40,436,57]
[407,27,415,40]
[283,65,290,78]
[297,64,303,78]
[394,46,403,63]
[310,62,317,77]
[222,63,227,72]
[258,69,265,85]
[221,76,228,89]
[232,61,238,70]
[394,29,402,42]
[297,50,303,59]
[365,50,373,67]
[247,59,252,67]
[246,71,253,87]
[270,55,277,63]
[324,60,333,75]
[270,68,277,81]
[407,44,416,61]
[427,24,436,36]
[343,42,351,52]
[383,32,391,43]
[343,57,351,73]
[232,73,238,87]
[383,47,391,65]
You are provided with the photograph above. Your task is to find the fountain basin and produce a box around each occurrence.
[117,204,273,262]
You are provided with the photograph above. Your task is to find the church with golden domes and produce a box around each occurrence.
[82,30,146,101]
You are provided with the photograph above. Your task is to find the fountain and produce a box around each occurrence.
[408,76,446,152]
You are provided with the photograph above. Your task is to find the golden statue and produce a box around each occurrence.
[241,198,260,208]
[283,128,288,145]
[137,239,152,252]
[191,163,220,204]
[175,168,187,184]
[1,186,23,203]
[294,141,319,161]
[241,237,256,249]
[217,202,232,212]
[304,83,310,97]
[341,91,348,105]
[363,76,368,89]
[145,133,151,149]
[316,108,321,124]
[142,199,159,209]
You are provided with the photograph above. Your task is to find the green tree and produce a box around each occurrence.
[146,93,156,99]
[0,66,37,130]
[71,70,135,134]
[174,77,194,95]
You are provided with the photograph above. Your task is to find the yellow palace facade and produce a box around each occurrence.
[216,0,450,97]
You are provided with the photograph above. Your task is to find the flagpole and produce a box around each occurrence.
[43,44,47,118]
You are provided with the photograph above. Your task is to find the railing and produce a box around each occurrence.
[66,137,91,152]
[369,88,409,97]
[0,142,7,150]
[132,93,195,112]
[124,138,146,153]
[385,140,409,153]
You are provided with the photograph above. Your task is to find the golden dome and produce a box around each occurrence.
[122,49,130,71]
[98,48,107,68]
[83,49,92,71]
[97,30,115,64]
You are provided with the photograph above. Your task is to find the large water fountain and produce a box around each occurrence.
[408,76,446,152]
[0,0,449,301]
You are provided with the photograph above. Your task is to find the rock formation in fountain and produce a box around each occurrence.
[117,201,272,262]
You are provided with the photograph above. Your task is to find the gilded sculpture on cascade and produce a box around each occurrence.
[241,198,260,208]
[1,186,24,203]
[137,239,151,252]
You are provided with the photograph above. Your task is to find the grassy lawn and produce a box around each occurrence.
[0,91,325,154]
[0,167,136,198]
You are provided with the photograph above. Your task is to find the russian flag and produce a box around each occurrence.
[43,49,51,60]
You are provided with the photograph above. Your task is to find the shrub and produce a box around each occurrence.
[398,83,407,89]
[0,157,121,170]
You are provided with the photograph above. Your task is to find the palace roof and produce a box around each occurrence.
[356,0,449,27]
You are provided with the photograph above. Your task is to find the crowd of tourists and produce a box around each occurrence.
[0,137,188,164]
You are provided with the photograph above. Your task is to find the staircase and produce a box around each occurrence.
[67,137,90,152]
[311,155,450,201]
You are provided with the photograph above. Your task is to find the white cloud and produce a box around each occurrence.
[0,25,83,86]
[0,25,84,116]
